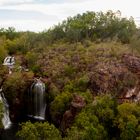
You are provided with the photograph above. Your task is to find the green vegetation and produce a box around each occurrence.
[0,10,140,139]
[0,101,4,129]
[17,96,140,140]
[17,121,62,140]
[115,103,140,140]
[50,92,72,126]
[66,95,140,140]
[43,10,136,44]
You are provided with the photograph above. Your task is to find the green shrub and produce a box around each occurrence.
[50,92,72,124]
[0,46,7,64]
[114,103,140,140]
[17,121,62,140]
[76,75,89,91]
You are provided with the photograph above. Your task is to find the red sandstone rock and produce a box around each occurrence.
[60,95,86,133]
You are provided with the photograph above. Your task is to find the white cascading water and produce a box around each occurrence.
[0,89,12,129]
[28,79,46,120]
[3,56,15,74]
[3,56,15,66]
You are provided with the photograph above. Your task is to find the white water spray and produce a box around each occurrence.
[3,56,15,74]
[28,79,46,120]
[0,88,12,129]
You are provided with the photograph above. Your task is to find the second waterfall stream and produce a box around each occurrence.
[0,88,12,129]
[28,78,46,120]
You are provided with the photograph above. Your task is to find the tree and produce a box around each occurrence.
[50,92,72,126]
[43,10,136,43]
[129,29,140,54]
[0,45,7,64]
[66,106,108,140]
[17,121,62,140]
[65,95,117,140]
[114,103,140,140]
[0,27,19,40]
[0,35,7,64]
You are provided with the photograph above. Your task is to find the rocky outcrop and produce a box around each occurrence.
[122,54,140,76]
[2,72,34,122]
[60,95,86,133]
[89,53,140,102]
[120,54,140,102]
[89,62,137,95]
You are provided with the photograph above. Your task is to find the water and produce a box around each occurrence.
[28,79,46,120]
[3,56,15,66]
[0,89,12,129]
[0,124,19,140]
[3,56,15,74]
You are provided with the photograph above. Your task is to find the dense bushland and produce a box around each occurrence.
[0,10,140,139]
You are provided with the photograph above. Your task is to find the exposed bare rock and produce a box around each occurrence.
[71,94,86,109]
[60,95,86,133]
[122,54,140,76]
[89,61,137,95]
[88,53,140,103]
[118,87,140,103]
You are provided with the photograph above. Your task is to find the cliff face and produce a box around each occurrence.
[60,95,86,133]
[0,42,140,126]
[89,53,140,102]
[122,54,140,76]
[121,54,140,102]
[1,71,34,122]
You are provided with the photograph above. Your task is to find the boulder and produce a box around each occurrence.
[60,95,86,133]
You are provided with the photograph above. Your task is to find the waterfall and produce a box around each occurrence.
[28,79,46,120]
[3,56,15,74]
[3,56,15,66]
[0,89,12,129]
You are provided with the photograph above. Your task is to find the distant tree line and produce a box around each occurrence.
[0,10,137,57]
[42,10,136,44]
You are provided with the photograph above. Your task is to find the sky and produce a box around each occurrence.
[0,0,140,32]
